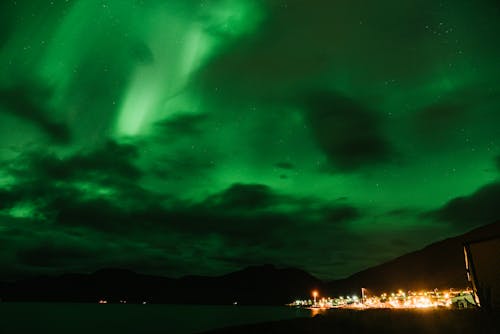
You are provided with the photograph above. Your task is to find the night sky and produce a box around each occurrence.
[1,0,499,280]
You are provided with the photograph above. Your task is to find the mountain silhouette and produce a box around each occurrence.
[326,221,500,295]
[1,221,498,304]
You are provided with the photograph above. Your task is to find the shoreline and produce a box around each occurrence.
[200,308,499,334]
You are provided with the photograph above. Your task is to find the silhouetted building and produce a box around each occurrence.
[464,236,500,309]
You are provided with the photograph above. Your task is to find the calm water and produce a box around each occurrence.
[0,303,312,334]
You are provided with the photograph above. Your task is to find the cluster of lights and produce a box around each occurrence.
[289,288,474,309]
[97,299,148,304]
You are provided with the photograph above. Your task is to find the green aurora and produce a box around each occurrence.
[0,0,499,280]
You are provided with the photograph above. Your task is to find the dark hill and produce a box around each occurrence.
[1,221,499,304]
[0,264,323,305]
[327,221,500,295]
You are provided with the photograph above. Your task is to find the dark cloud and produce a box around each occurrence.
[0,213,182,278]
[55,198,146,232]
[2,151,363,272]
[275,162,294,170]
[173,184,363,245]
[383,208,421,218]
[426,182,500,227]
[0,137,389,279]
[322,205,360,224]
[0,188,18,211]
[150,155,215,181]
[303,92,394,171]
[11,140,141,184]
[17,242,99,268]
[0,140,208,237]
[168,210,294,243]
[3,186,358,273]
[0,140,150,226]
[0,81,70,143]
[202,183,277,211]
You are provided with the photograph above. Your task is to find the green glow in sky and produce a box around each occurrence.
[0,0,499,280]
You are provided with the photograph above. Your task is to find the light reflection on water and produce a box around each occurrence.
[310,307,329,317]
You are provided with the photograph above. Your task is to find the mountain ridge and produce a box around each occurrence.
[326,221,500,294]
[1,221,498,304]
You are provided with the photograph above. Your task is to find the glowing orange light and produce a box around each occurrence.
[291,288,470,310]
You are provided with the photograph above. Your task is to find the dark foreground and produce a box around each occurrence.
[202,309,499,334]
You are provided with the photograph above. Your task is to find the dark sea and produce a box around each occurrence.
[0,303,312,334]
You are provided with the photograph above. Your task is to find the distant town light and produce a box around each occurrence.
[288,288,475,310]
[312,290,319,305]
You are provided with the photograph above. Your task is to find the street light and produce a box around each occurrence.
[312,290,318,306]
